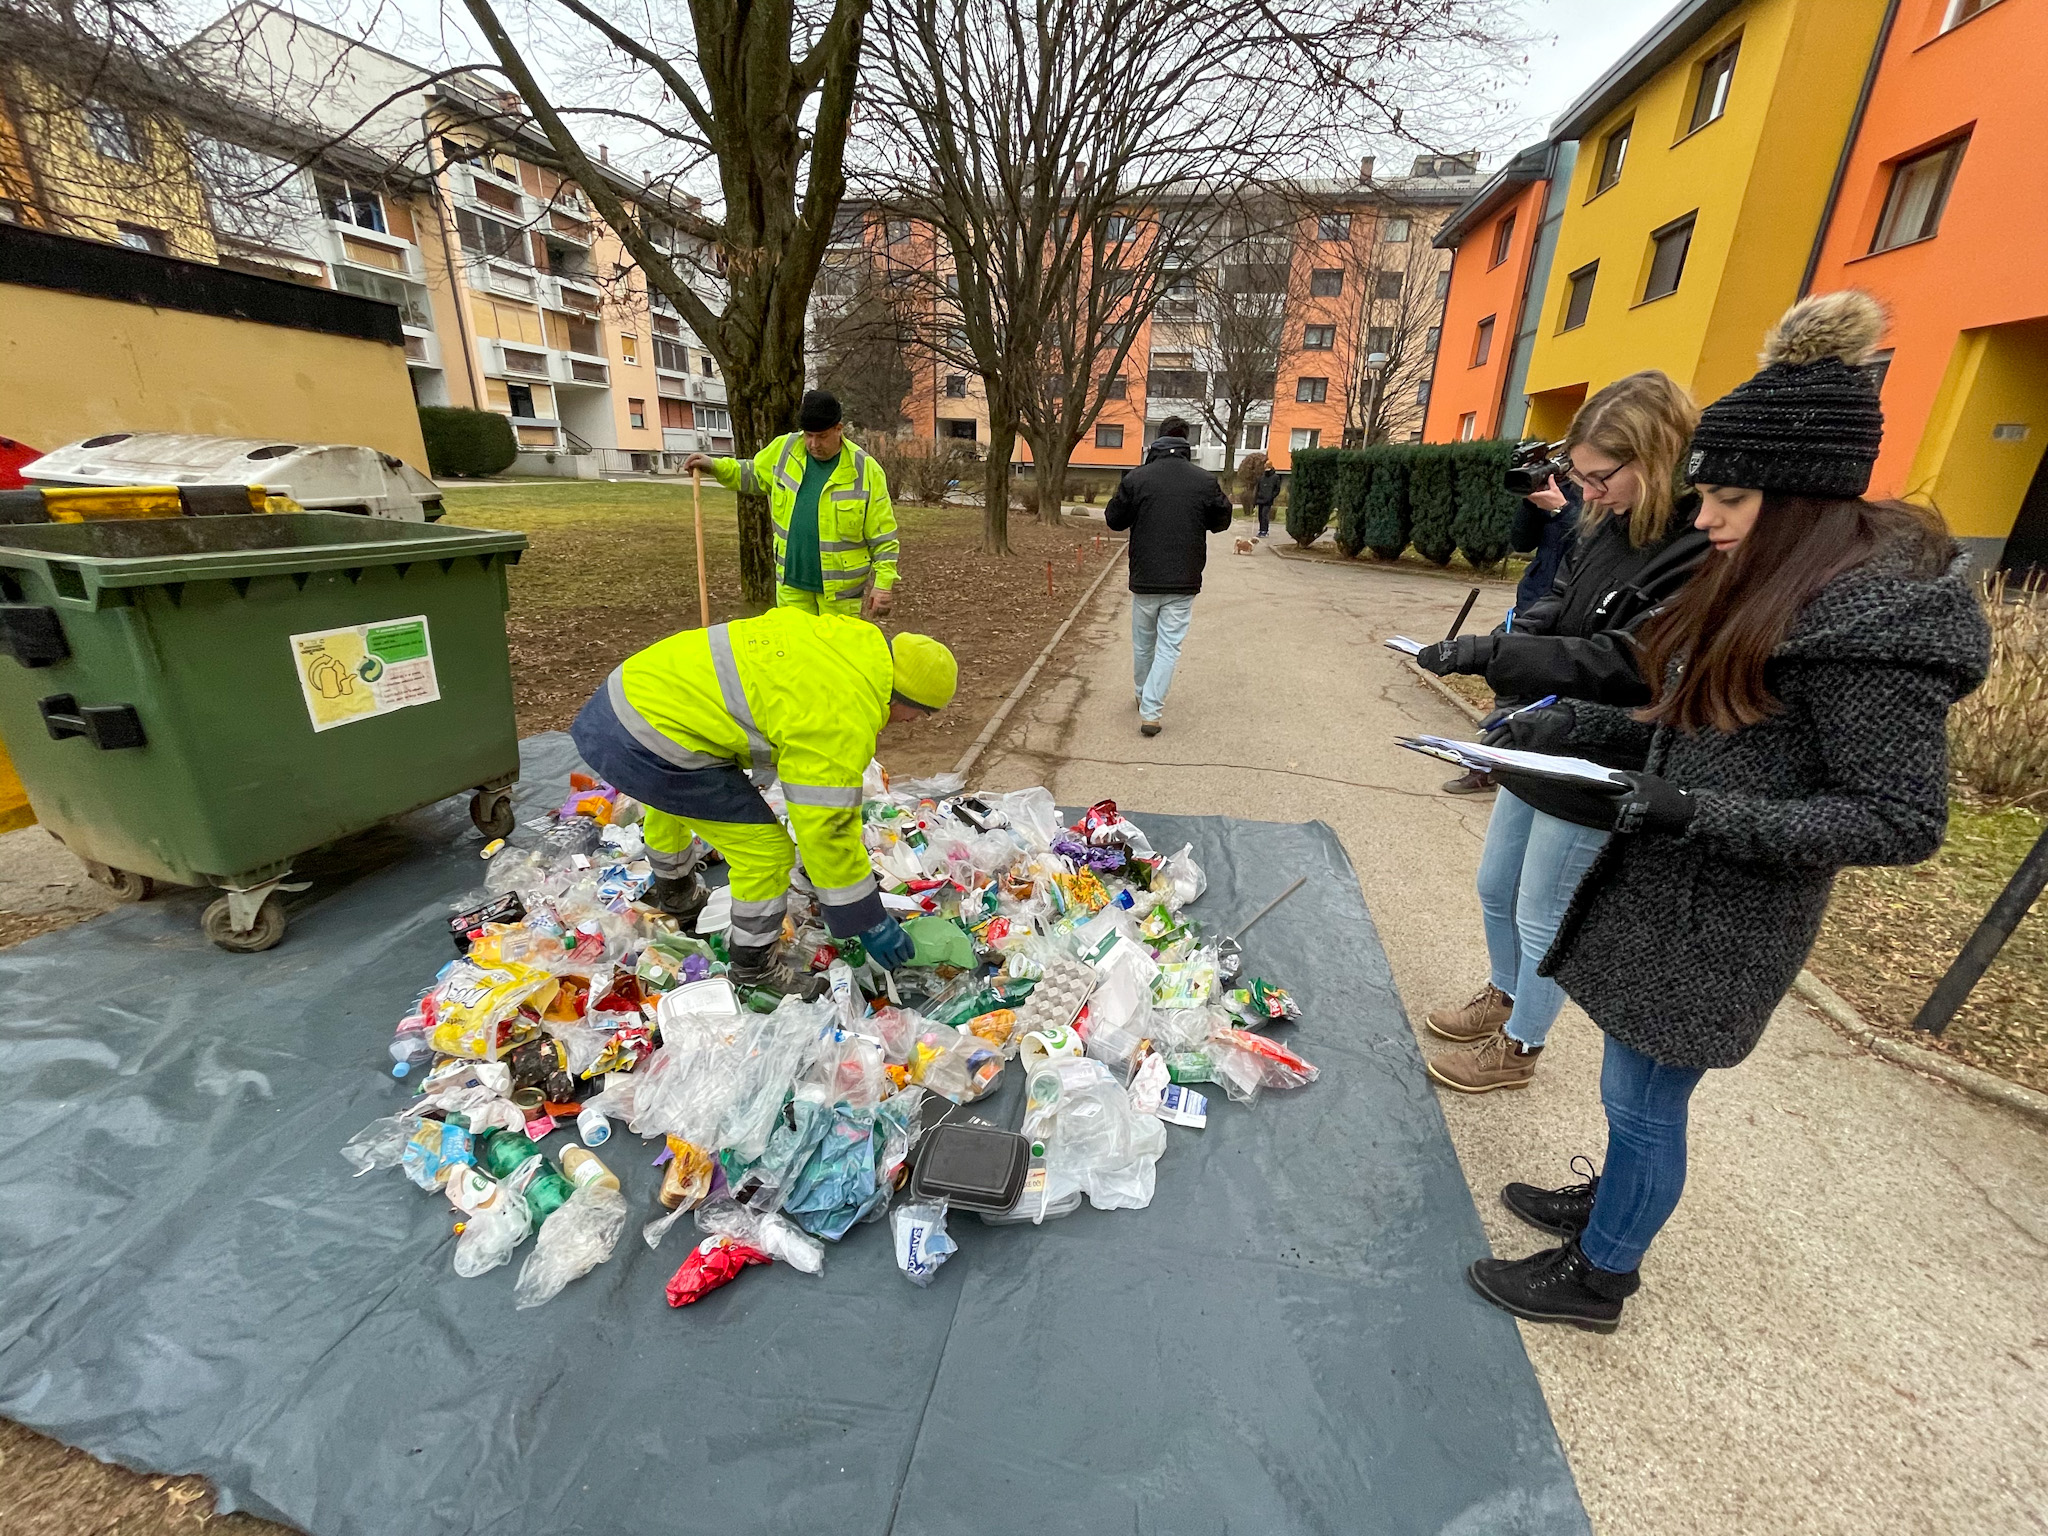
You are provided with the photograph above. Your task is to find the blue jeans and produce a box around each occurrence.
[1131,593,1194,720]
[1581,1034,1706,1273]
[1476,790,1610,1048]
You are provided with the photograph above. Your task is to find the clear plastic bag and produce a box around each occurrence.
[695,1196,826,1274]
[1159,843,1207,910]
[991,788,1062,851]
[1028,1057,1166,1211]
[339,1115,414,1176]
[450,1167,532,1277]
[513,1182,628,1308]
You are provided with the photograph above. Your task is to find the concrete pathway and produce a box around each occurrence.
[973,536,2048,1536]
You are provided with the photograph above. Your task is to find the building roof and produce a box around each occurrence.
[1548,0,1746,141]
[1431,141,1555,249]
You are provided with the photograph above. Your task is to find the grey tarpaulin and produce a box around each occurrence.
[0,733,1588,1536]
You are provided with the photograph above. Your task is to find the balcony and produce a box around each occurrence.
[402,330,441,369]
[686,376,728,405]
[553,352,610,388]
[494,342,549,378]
[324,223,426,280]
[541,273,603,314]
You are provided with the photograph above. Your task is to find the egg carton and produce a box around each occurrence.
[1015,955,1097,1035]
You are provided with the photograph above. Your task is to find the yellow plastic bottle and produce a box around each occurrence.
[559,1146,620,1194]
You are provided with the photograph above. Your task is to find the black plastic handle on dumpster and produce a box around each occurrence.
[39,693,146,750]
[0,605,70,667]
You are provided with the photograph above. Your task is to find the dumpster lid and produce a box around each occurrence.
[0,512,524,595]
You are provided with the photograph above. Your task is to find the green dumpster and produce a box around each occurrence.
[0,512,528,951]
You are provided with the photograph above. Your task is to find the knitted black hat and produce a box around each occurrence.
[798,389,842,431]
[1687,291,1887,498]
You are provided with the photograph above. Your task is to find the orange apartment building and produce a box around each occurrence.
[1805,0,2048,568]
[1421,142,1573,443]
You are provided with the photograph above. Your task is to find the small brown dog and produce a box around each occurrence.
[1234,537,1258,555]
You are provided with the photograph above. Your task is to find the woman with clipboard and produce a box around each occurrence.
[1465,292,1990,1332]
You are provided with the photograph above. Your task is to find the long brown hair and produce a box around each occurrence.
[1566,370,1699,548]
[1638,496,1951,733]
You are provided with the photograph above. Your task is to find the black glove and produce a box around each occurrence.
[1414,634,1495,676]
[1612,771,1697,834]
[1480,701,1576,753]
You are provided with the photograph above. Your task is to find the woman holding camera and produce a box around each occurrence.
[1416,370,1708,1094]
[1467,292,1989,1330]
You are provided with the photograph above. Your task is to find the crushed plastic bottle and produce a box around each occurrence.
[448,1165,532,1278]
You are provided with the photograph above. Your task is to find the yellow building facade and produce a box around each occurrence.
[1519,0,1889,438]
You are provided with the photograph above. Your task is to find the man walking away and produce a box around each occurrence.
[686,389,899,619]
[1253,462,1282,540]
[1103,417,1233,736]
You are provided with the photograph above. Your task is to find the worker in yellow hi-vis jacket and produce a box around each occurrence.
[570,608,957,998]
[685,389,899,619]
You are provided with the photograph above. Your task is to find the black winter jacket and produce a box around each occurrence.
[1486,494,1709,706]
[1104,439,1234,595]
[1509,484,1577,613]
[1254,469,1283,508]
[1540,540,1990,1071]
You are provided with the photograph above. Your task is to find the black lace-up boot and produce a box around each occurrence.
[1466,1236,1639,1333]
[1502,1155,1601,1238]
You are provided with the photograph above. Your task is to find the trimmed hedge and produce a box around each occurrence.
[1360,451,1410,559]
[1331,450,1377,558]
[419,406,517,479]
[1285,449,1338,546]
[1280,439,1517,568]
[1453,441,1520,567]
[1408,447,1458,565]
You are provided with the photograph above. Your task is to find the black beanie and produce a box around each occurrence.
[1687,291,1887,498]
[798,389,843,432]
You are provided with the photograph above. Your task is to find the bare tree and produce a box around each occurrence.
[1341,208,1451,446]
[1187,218,1288,475]
[450,0,867,602]
[812,246,914,435]
[862,0,1514,551]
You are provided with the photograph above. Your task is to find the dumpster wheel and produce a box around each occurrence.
[203,893,287,953]
[84,861,157,903]
[470,788,517,841]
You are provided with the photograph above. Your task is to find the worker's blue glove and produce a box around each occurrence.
[1611,771,1697,835]
[859,915,915,971]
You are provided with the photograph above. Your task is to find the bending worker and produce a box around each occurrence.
[569,609,957,999]
[684,389,899,619]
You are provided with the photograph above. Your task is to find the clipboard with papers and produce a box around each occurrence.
[1395,735,1630,789]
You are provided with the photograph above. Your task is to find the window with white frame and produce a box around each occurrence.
[1290,427,1321,451]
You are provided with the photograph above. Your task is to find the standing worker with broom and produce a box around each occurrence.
[685,389,900,619]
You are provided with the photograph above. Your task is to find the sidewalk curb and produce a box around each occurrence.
[1405,659,1489,722]
[952,542,1129,782]
[1400,661,2048,1127]
[1790,970,2048,1127]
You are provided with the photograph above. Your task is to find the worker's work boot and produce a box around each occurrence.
[727,941,827,1002]
[642,873,709,926]
[1426,1030,1543,1094]
[1502,1155,1601,1238]
[1466,1237,1638,1333]
[1424,983,1513,1041]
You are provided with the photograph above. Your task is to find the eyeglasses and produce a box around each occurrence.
[1566,455,1633,494]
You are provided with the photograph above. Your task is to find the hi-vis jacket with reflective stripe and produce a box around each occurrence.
[711,434,899,608]
[613,608,888,935]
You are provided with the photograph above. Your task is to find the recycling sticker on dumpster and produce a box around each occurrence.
[289,616,440,732]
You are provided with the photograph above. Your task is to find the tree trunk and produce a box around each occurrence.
[1035,447,1068,528]
[727,369,801,606]
[981,419,1015,555]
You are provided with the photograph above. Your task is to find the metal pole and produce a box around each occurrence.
[690,468,711,628]
[1909,823,2048,1034]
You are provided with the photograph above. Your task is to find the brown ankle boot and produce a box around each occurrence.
[1427,1030,1543,1094]
[1424,983,1513,1042]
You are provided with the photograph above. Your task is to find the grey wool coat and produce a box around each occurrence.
[1541,540,1991,1070]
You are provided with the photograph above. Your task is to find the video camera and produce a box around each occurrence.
[1503,439,1570,497]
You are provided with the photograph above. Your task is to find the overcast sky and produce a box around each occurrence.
[1510,0,1682,139]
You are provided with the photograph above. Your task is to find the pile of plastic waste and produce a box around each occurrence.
[340,770,1318,1308]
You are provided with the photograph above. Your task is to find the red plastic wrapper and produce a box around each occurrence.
[666,1235,771,1306]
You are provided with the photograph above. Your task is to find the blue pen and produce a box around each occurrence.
[1505,693,1559,721]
